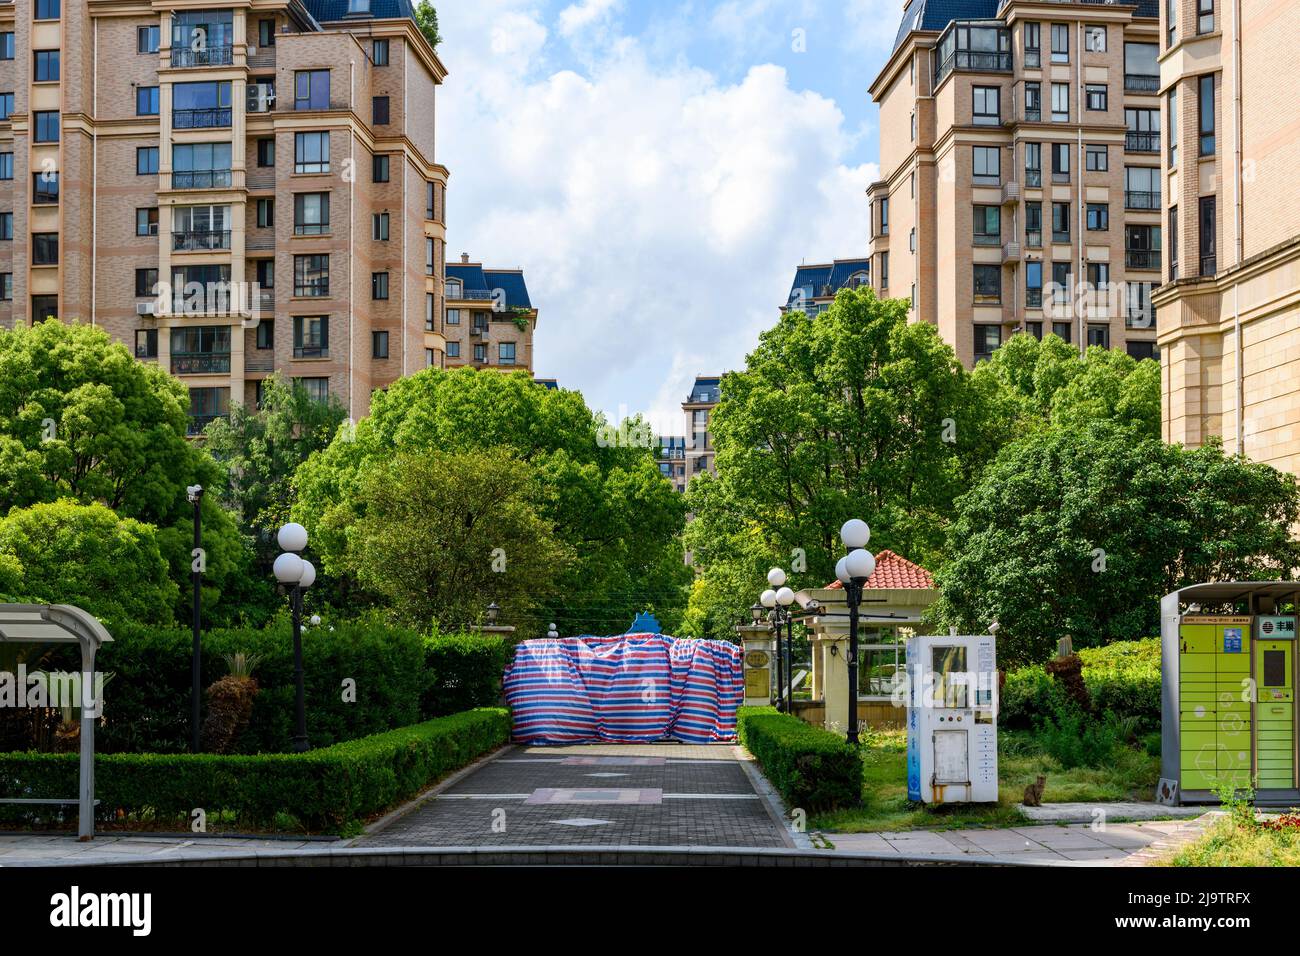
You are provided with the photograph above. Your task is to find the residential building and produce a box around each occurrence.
[1156,0,1300,471]
[868,0,1164,366]
[683,375,720,482]
[782,257,871,315]
[0,0,448,433]
[443,253,537,372]
[656,435,686,492]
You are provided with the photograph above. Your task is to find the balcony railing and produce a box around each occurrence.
[974,233,1001,247]
[1024,50,1040,69]
[1125,130,1160,153]
[1125,249,1162,270]
[1024,107,1041,122]
[934,50,1012,86]
[1125,190,1161,210]
[1124,73,1160,93]
[173,229,231,252]
[187,413,224,437]
[172,108,232,129]
[172,170,233,190]
[170,46,234,68]
[1026,229,1042,248]
[171,352,231,375]
[293,344,329,359]
[1052,230,1070,243]
[1025,168,1042,188]
[1026,288,1043,309]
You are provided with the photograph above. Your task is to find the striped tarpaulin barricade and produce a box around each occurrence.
[502,634,744,744]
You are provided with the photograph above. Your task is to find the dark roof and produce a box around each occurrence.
[303,0,417,22]
[686,377,721,405]
[893,0,1158,53]
[445,264,533,309]
[787,257,871,306]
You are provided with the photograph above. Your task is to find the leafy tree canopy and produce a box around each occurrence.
[414,2,441,49]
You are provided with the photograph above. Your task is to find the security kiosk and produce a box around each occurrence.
[1161,582,1300,805]
[905,634,998,804]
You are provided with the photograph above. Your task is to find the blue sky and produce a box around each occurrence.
[436,0,901,431]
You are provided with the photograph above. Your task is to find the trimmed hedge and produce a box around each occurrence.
[422,632,510,717]
[0,708,509,832]
[1000,638,1160,731]
[737,706,863,812]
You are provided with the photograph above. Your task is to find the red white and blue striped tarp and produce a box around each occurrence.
[503,633,744,744]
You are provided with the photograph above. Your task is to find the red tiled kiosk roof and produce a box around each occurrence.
[824,550,935,590]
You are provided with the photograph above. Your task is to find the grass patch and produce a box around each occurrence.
[1167,792,1300,866]
[811,728,1160,832]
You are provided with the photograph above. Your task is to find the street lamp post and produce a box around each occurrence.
[274,522,314,753]
[765,568,797,713]
[186,484,204,753]
[835,518,876,746]
[759,587,781,711]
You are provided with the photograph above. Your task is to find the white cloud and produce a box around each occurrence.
[558,0,621,37]
[437,1,875,431]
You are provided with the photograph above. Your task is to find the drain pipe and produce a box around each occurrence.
[1076,20,1085,354]
[1232,0,1244,453]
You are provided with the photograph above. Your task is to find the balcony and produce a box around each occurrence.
[1125,190,1161,210]
[172,170,233,190]
[1001,181,1021,205]
[173,229,231,252]
[172,108,232,130]
[170,46,233,68]
[1025,168,1042,188]
[293,345,329,359]
[171,352,231,376]
[935,50,1012,86]
[1002,241,1021,263]
[1124,74,1160,93]
[187,414,224,437]
[1125,130,1160,153]
[1125,249,1162,270]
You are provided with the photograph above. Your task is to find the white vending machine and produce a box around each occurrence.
[905,634,999,804]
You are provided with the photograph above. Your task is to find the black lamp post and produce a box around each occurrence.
[274,523,314,753]
[835,519,876,746]
[759,588,782,711]
[186,484,203,753]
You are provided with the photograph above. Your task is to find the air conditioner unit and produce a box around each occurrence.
[136,302,155,316]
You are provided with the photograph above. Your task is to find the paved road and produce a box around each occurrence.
[356,743,794,849]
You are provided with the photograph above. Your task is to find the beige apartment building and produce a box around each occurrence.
[682,374,720,484]
[442,252,538,372]
[1156,0,1300,473]
[869,0,1165,366]
[0,0,449,432]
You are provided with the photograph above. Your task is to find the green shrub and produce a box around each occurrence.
[999,637,1160,732]
[737,706,862,811]
[1035,708,1118,770]
[422,632,509,716]
[1141,731,1162,759]
[0,708,509,832]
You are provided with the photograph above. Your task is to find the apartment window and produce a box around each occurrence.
[973,86,1000,125]
[499,342,517,365]
[135,268,159,297]
[372,212,390,241]
[1086,203,1109,231]
[880,252,890,289]
[0,33,11,60]
[138,25,160,53]
[256,260,275,290]
[446,308,461,325]
[1126,224,1162,271]
[33,172,59,205]
[0,153,10,181]
[129,329,157,359]
[972,145,1000,186]
[296,378,330,403]
[32,233,59,265]
[173,80,233,129]
[172,143,233,189]
[372,330,389,359]
[32,295,58,322]
[1085,144,1108,172]
[373,38,390,66]
[1052,263,1071,305]
[1024,22,1040,68]
[295,132,331,174]
[1124,43,1160,92]
[1085,85,1107,112]
[1026,321,1042,339]
[426,293,436,332]
[1024,82,1041,123]
[1,274,15,300]
[1168,89,1179,167]
[1087,325,1110,349]
[1084,25,1106,52]
[973,325,1002,358]
[1053,321,1072,342]
[1125,108,1161,153]
[447,342,460,358]
[473,343,487,363]
[373,154,390,183]
[136,207,159,237]
[909,227,916,253]
[294,70,330,111]
[1198,74,1215,156]
[1052,202,1070,242]
[0,213,11,240]
[910,113,916,141]
[1197,0,1214,34]
[256,198,275,228]
[171,202,230,250]
[1051,83,1069,122]
[1050,23,1069,63]
[1169,205,1180,281]
[293,316,329,358]
[425,349,436,369]
[136,87,159,116]
[1199,196,1216,276]
[137,146,159,175]
[427,181,437,220]
[0,94,12,121]
[973,264,1001,304]
[293,193,330,235]
[1051,142,1070,183]
[1024,142,1041,186]
[973,205,1001,246]
[879,197,889,234]
[256,138,276,168]
[1127,281,1155,328]
[426,237,435,275]
[35,0,60,20]
[372,96,390,126]
[372,272,389,300]
[294,255,330,297]
[33,111,59,143]
[1125,166,1160,209]
[1127,341,1157,361]
[1026,260,1043,308]
[1025,201,1042,247]
[256,319,274,350]
[259,19,276,48]
[1167,0,1178,47]
[33,50,60,82]
[1086,262,1110,290]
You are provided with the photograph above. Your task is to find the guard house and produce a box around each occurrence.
[798,551,938,733]
[1161,582,1300,805]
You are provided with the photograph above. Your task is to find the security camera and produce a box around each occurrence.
[988,620,1000,635]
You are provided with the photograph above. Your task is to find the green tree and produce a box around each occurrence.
[293,367,688,636]
[413,2,441,49]
[0,320,253,624]
[0,500,178,624]
[341,449,570,630]
[933,422,1300,665]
